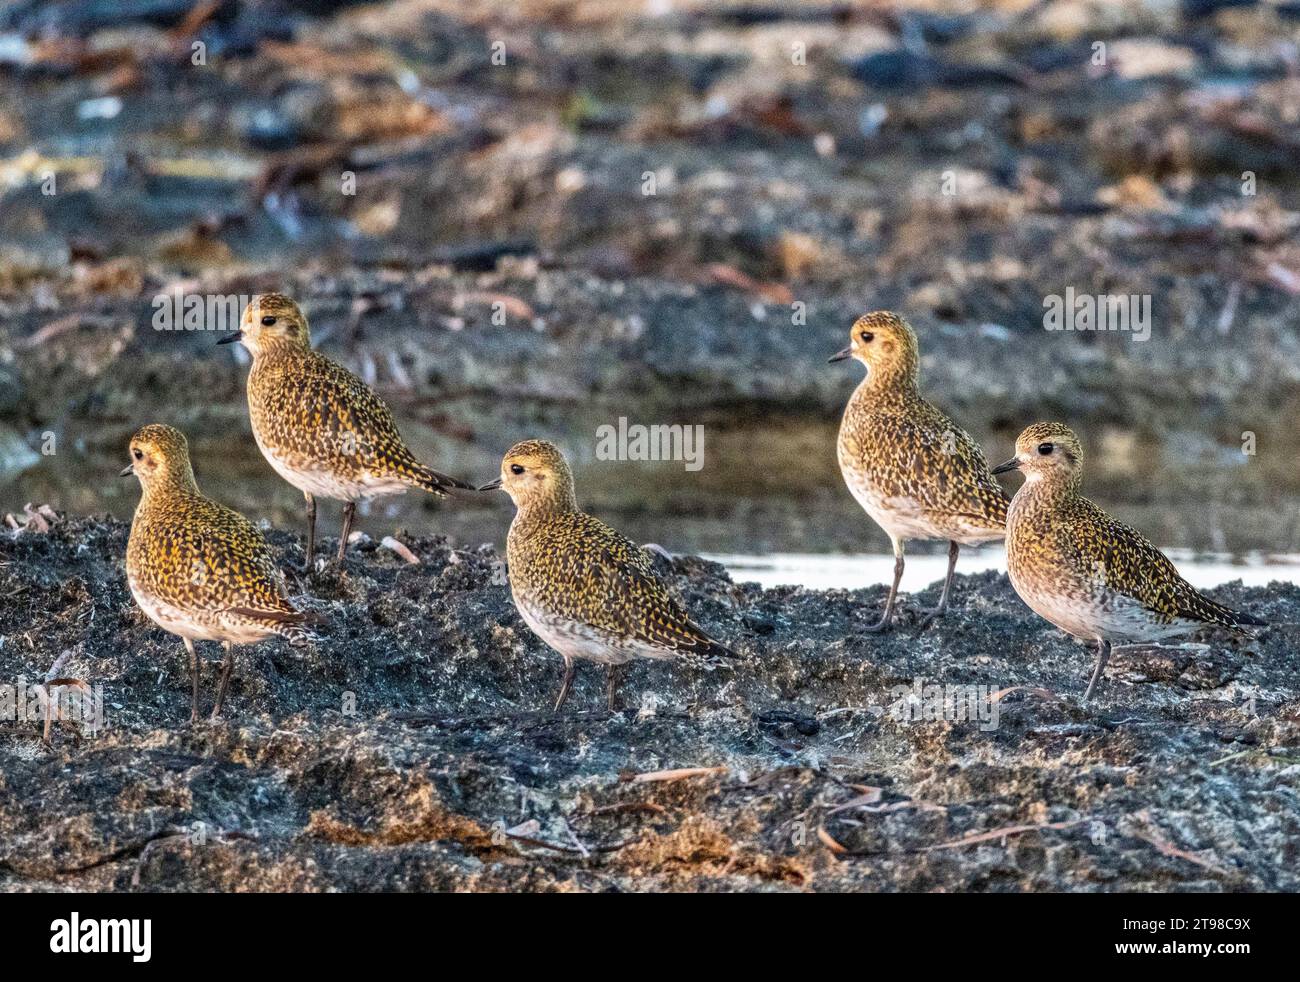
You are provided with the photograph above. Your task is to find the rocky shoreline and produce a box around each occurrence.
[2,516,1297,892]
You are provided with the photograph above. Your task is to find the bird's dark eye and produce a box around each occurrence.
[1037,442,1053,456]
[132,448,143,461]
[510,464,525,475]
[261,316,277,327]
[859,331,874,342]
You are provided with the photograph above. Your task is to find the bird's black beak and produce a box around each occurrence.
[827,346,852,363]
[119,464,134,477]
[478,478,503,492]
[991,458,1021,476]
[217,330,243,345]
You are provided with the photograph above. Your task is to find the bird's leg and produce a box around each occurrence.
[1083,640,1111,703]
[864,543,904,633]
[337,501,356,564]
[303,492,316,571]
[553,659,577,713]
[919,540,960,630]
[184,638,200,725]
[211,642,235,721]
[606,664,627,713]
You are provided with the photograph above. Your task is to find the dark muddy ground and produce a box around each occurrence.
[4,1,1300,555]
[2,516,1298,892]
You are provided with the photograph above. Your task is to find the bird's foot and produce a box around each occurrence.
[916,603,948,631]
[861,610,895,633]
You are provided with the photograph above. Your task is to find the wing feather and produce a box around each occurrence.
[513,513,732,658]
[841,401,1007,527]
[1066,498,1241,628]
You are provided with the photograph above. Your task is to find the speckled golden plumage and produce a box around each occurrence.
[484,439,735,711]
[510,510,729,656]
[223,293,472,567]
[996,422,1264,701]
[831,311,1008,631]
[123,424,319,722]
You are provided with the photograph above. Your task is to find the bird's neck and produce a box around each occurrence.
[1011,471,1080,516]
[512,490,580,527]
[138,469,201,510]
[251,339,311,365]
[854,368,921,408]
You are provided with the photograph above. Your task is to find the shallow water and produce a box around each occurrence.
[704,548,1300,592]
[7,447,1297,598]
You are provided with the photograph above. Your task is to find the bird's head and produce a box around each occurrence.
[121,424,198,494]
[993,422,1085,488]
[218,294,311,356]
[828,310,920,386]
[481,439,577,513]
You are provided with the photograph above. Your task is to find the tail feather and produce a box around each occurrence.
[408,462,477,497]
[1229,609,1267,629]
[277,623,320,648]
[701,637,740,660]
[227,607,325,647]
[686,622,741,666]
[1184,593,1266,632]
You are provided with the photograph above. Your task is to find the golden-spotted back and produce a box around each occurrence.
[124,424,314,646]
[1000,422,1262,640]
[225,294,474,566]
[124,424,320,721]
[488,440,735,710]
[238,294,469,502]
[834,312,1008,543]
[831,311,1008,631]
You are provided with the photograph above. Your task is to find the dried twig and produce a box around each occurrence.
[131,826,259,888]
[1130,811,1233,877]
[559,817,591,859]
[36,651,92,743]
[132,833,190,888]
[18,316,116,349]
[629,766,727,784]
[169,0,224,39]
[4,503,58,534]
[586,801,668,818]
[44,651,73,684]
[704,263,793,305]
[923,820,1081,852]
[1216,281,1242,335]
[826,787,884,815]
[455,291,535,320]
[989,685,1058,704]
[817,825,849,855]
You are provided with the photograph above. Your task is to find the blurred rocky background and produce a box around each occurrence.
[2,0,1300,556]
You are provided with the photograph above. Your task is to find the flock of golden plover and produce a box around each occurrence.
[118,297,1265,721]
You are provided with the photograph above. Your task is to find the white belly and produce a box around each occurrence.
[130,577,276,646]
[843,472,1001,545]
[1008,567,1198,644]
[513,593,672,666]
[252,427,409,502]
[845,476,940,543]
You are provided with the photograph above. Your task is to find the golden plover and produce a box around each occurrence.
[123,424,320,722]
[994,422,1265,701]
[831,311,1008,631]
[481,440,736,712]
[219,294,473,568]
